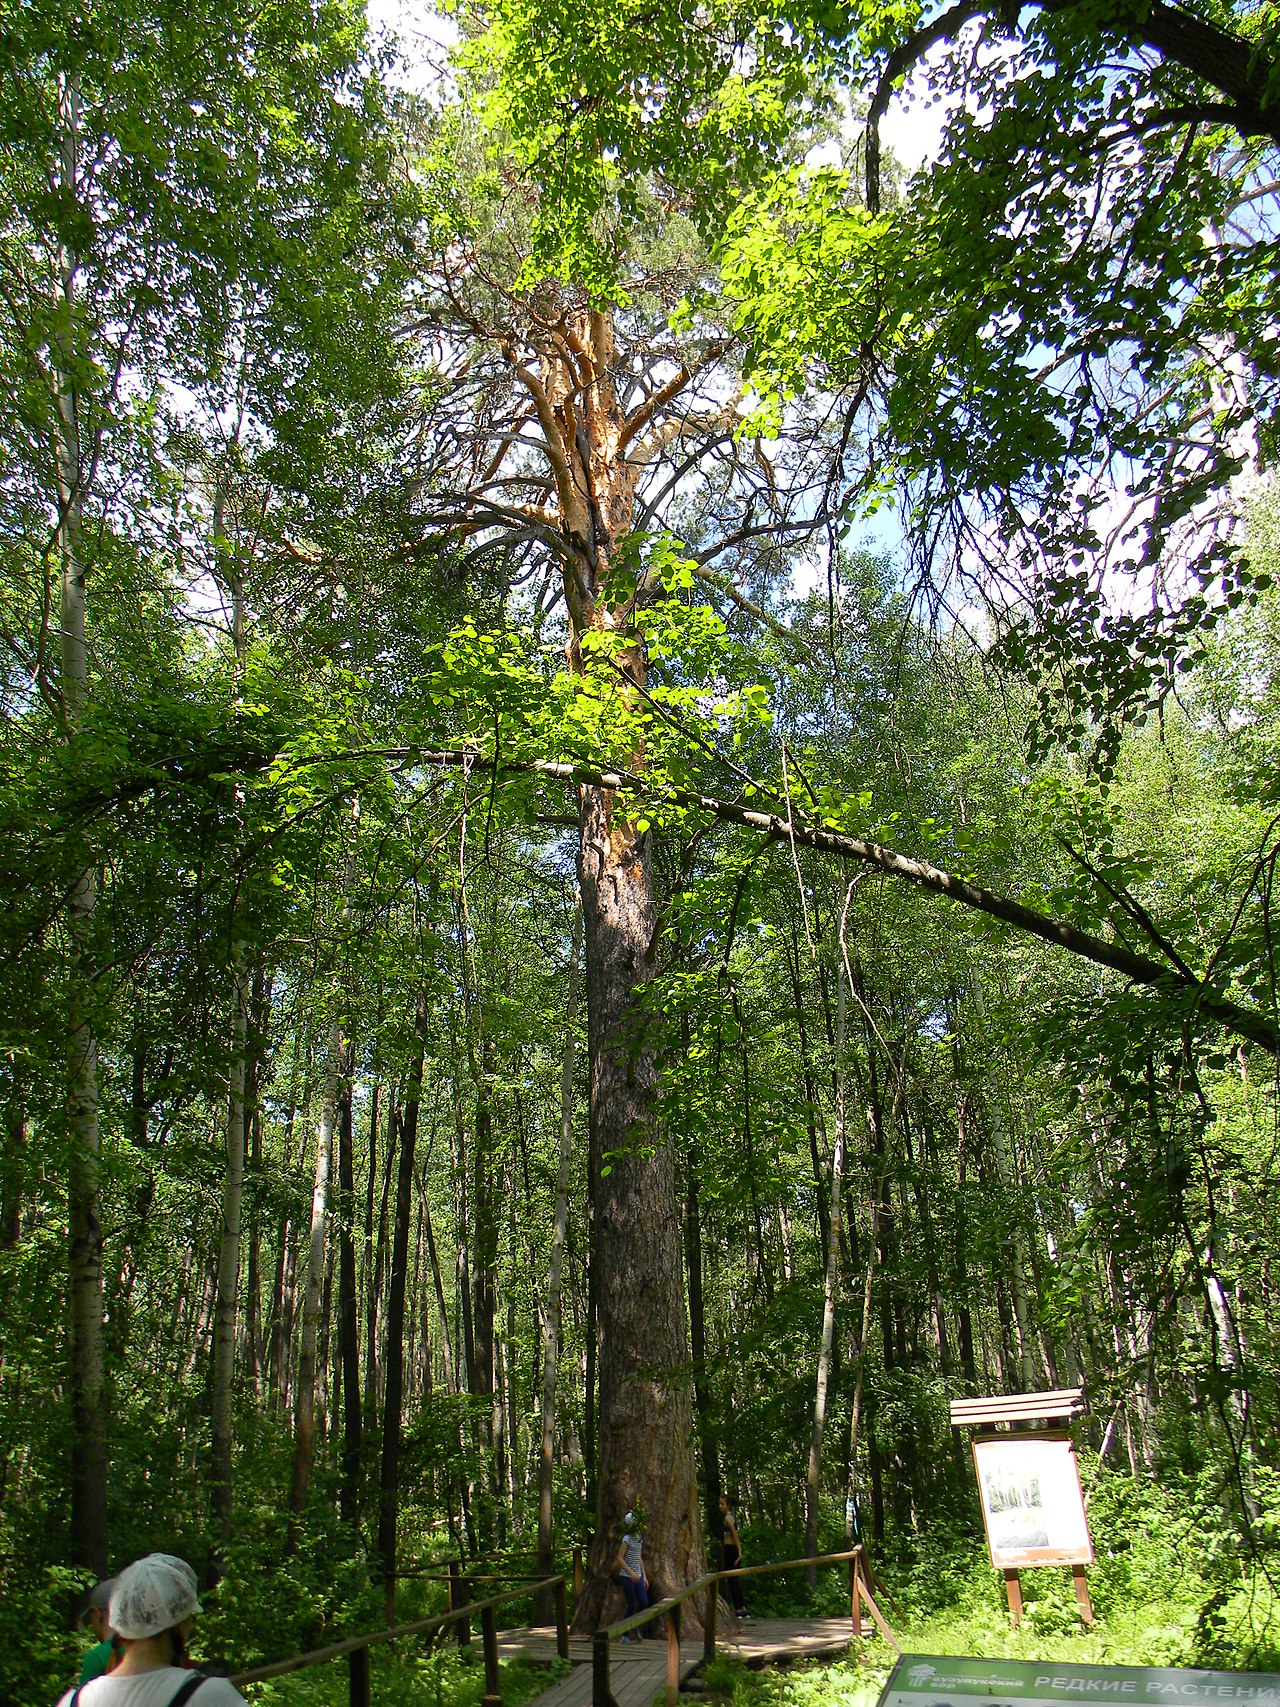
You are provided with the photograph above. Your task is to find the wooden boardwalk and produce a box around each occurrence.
[494,1617,864,1707]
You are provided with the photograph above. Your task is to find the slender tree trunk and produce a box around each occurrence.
[686,1165,720,1537]
[536,902,581,1620]
[209,496,252,1565]
[472,1040,499,1534]
[290,1028,341,1518]
[421,1195,457,1393]
[210,941,250,1559]
[363,1077,382,1421]
[377,1002,427,1617]
[55,71,107,1574]
[967,967,1039,1387]
[339,1080,363,1529]
[805,915,848,1580]
[1,1081,24,1248]
[291,797,360,1516]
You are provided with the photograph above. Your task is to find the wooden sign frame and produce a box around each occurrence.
[971,1431,1094,1570]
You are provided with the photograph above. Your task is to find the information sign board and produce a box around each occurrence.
[972,1432,1094,1569]
[879,1654,1280,1707]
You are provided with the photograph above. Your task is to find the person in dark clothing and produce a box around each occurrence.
[715,1495,748,1616]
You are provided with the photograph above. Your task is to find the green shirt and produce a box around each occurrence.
[78,1639,115,1685]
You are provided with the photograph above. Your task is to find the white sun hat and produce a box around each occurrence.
[109,1554,203,1639]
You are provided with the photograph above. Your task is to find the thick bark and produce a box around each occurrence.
[489,299,706,1629]
[572,783,703,1631]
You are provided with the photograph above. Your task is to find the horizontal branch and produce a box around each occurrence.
[348,747,1280,1054]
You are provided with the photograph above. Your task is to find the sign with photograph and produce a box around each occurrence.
[971,1432,1093,1568]
[879,1654,1280,1707]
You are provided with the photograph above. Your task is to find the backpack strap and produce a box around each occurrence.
[167,1674,206,1707]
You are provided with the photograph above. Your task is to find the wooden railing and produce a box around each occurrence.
[400,1548,588,1621]
[222,1544,894,1707]
[591,1546,898,1707]
[228,1573,569,1707]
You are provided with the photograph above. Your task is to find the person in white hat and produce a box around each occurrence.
[56,1554,246,1707]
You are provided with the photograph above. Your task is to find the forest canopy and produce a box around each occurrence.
[2,0,1280,1693]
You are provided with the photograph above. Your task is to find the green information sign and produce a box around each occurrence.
[880,1655,1280,1707]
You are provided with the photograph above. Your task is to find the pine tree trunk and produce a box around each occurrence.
[572,783,702,1629]
[504,301,704,1627]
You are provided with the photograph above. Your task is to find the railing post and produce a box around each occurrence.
[455,1571,472,1648]
[666,1600,680,1707]
[554,1578,570,1660]
[592,1630,612,1707]
[703,1575,718,1668]
[851,1550,862,1641]
[448,1559,459,1617]
[481,1603,502,1707]
[348,1646,371,1707]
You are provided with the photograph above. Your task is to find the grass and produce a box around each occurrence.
[242,1644,572,1707]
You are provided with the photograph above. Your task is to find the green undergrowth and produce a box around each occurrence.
[243,1645,571,1707]
[682,1472,1280,1707]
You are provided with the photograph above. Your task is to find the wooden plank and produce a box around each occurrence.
[950,1389,1085,1426]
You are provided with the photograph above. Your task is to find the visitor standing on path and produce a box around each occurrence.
[716,1495,749,1617]
[614,1510,650,1633]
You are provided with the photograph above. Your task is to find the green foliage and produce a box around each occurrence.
[0,1560,87,1706]
[245,1645,570,1707]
